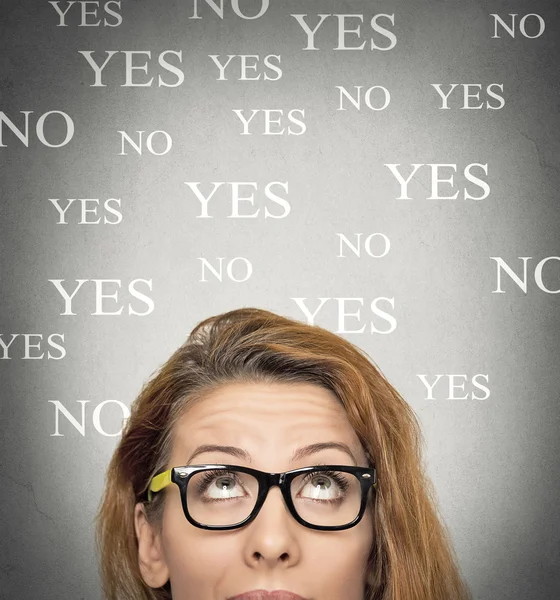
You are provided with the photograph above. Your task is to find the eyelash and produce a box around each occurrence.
[195,469,238,496]
[301,469,350,493]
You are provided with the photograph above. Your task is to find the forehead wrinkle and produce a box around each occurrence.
[178,403,347,440]
[181,389,347,422]
[171,382,364,462]
[176,405,356,447]
[181,411,348,445]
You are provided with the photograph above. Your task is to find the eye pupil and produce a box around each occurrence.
[313,476,331,489]
[217,477,233,490]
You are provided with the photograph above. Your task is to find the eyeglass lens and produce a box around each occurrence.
[185,468,362,527]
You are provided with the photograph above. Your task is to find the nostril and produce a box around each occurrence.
[253,550,290,562]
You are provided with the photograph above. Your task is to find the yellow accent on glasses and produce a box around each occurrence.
[147,469,172,502]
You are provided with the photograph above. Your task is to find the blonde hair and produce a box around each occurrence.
[96,307,471,600]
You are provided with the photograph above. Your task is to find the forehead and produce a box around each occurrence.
[169,381,367,467]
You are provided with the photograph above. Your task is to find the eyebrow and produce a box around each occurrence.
[187,442,358,466]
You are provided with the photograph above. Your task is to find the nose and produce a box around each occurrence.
[242,485,301,569]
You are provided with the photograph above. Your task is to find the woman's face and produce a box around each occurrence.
[135,381,374,600]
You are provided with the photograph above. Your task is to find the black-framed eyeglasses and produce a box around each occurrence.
[147,464,377,531]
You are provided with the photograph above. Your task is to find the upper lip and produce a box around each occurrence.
[227,590,308,600]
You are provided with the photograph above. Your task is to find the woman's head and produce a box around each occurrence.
[96,307,471,600]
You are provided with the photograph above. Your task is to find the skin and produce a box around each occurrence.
[134,381,374,600]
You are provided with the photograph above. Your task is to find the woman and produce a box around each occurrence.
[96,307,472,600]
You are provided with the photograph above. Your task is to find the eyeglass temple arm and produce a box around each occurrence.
[147,469,172,502]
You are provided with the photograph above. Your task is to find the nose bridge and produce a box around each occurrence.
[259,471,290,515]
[263,471,285,499]
[269,471,285,486]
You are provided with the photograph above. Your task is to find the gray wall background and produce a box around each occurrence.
[1,1,559,598]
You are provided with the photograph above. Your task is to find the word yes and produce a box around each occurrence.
[79,50,184,87]
[417,374,490,400]
[385,163,490,200]
[48,198,122,224]
[209,54,281,80]
[0,334,65,360]
[293,297,397,335]
[432,84,505,109]
[49,1,122,26]
[233,109,305,135]
[291,13,396,50]
[185,182,290,218]
[49,279,154,315]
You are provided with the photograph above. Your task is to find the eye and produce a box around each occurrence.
[196,471,246,500]
[297,470,350,502]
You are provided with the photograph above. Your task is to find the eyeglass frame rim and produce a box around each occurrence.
[146,463,377,531]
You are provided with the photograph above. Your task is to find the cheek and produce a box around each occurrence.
[301,520,374,599]
[160,497,243,599]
